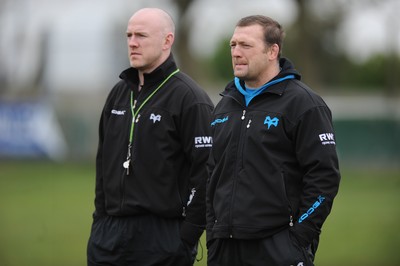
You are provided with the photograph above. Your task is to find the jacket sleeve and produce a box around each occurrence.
[93,111,106,219]
[92,92,115,220]
[179,99,214,246]
[292,105,341,247]
[205,143,216,233]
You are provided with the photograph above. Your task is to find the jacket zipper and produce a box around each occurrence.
[121,95,139,213]
[228,108,250,238]
[281,169,295,227]
[120,170,126,212]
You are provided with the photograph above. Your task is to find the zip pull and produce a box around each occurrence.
[182,207,186,217]
[289,215,294,227]
[241,110,246,120]
[135,114,141,123]
[246,119,252,128]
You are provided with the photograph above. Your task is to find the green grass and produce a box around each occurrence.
[0,161,399,266]
[315,168,400,266]
[0,162,94,266]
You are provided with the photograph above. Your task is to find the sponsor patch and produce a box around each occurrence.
[194,136,213,148]
[319,133,336,145]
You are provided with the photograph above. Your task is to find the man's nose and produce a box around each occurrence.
[231,46,241,57]
[128,37,138,47]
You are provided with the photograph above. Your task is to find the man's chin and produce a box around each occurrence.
[130,62,143,69]
[234,72,245,79]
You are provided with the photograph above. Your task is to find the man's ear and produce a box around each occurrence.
[163,33,174,50]
[268,43,280,60]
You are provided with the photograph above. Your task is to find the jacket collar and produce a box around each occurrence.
[119,53,178,88]
[222,57,301,99]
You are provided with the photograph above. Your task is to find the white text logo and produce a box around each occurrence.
[111,109,126,116]
[319,133,336,145]
[194,136,213,148]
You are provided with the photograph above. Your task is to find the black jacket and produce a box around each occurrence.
[206,58,340,247]
[93,54,214,245]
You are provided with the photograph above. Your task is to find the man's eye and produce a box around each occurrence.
[137,34,149,39]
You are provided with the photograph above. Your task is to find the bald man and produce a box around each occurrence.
[87,8,213,266]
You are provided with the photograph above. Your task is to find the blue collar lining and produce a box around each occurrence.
[235,75,295,106]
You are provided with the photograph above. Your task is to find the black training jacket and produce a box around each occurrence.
[93,54,214,246]
[206,58,340,247]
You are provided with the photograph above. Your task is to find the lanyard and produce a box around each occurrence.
[128,68,179,143]
[124,68,180,174]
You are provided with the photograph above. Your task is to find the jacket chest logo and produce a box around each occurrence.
[150,113,161,123]
[111,109,126,116]
[211,116,229,126]
[264,116,279,129]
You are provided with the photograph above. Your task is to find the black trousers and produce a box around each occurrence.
[207,229,315,266]
[87,215,196,266]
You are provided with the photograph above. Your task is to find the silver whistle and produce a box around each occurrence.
[123,159,130,175]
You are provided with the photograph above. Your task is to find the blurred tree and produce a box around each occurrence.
[285,0,399,95]
[335,54,400,94]
[210,37,232,82]
[172,0,202,80]
[284,0,345,90]
[208,0,347,89]
[207,0,399,96]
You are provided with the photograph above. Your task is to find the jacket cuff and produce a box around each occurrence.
[180,221,204,247]
[292,222,319,247]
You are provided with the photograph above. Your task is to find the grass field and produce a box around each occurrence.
[0,161,399,266]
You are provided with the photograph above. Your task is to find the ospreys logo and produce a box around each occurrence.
[264,116,279,129]
[150,113,161,123]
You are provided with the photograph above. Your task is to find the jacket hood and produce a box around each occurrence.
[279,57,301,80]
[222,57,301,96]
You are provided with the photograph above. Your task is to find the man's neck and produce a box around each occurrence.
[246,64,280,88]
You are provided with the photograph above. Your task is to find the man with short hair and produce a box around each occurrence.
[206,15,341,266]
[87,8,213,266]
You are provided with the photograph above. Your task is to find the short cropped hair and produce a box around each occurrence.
[236,15,285,57]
